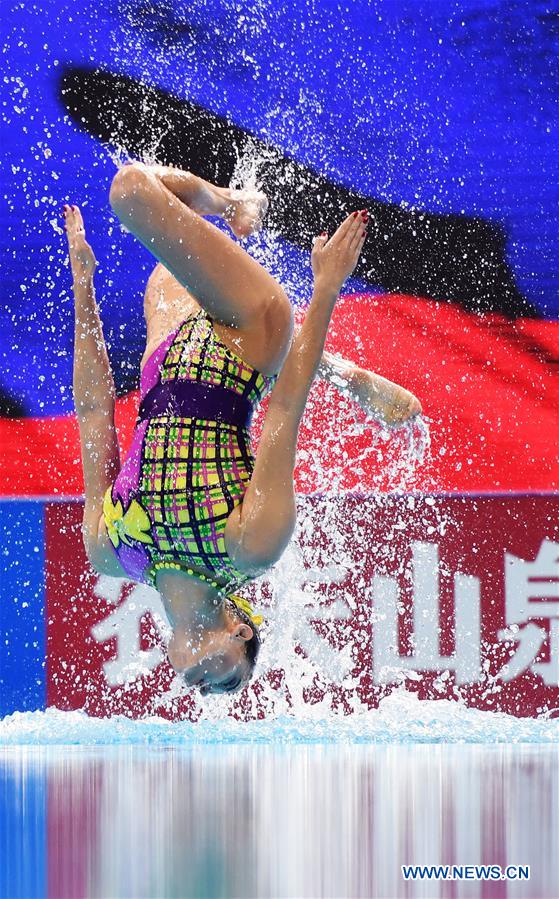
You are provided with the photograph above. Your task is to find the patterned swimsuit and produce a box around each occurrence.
[103,309,277,594]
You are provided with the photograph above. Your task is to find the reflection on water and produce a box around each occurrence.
[1,744,558,899]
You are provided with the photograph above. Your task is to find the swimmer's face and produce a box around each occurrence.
[176,613,253,696]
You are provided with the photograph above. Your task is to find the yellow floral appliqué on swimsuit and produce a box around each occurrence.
[103,488,154,549]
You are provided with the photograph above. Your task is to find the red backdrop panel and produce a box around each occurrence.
[3,295,559,496]
[45,494,559,720]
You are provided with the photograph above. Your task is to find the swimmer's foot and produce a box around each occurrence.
[129,164,268,238]
[217,186,269,239]
[318,351,421,428]
[186,178,268,238]
[350,367,422,427]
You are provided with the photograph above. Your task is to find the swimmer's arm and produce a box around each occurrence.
[75,375,123,575]
[63,204,125,577]
[66,205,116,418]
[226,217,367,568]
[72,272,122,574]
[224,402,298,571]
[267,213,366,421]
[266,281,340,420]
[224,284,340,569]
[86,512,127,578]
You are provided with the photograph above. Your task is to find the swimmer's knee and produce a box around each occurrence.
[264,288,294,349]
[109,164,155,216]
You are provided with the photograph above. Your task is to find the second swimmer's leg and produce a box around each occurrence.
[109,164,291,336]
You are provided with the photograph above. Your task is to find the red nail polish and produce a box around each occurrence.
[353,211,358,217]
[362,231,366,237]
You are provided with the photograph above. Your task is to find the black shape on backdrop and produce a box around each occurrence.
[59,66,535,319]
[0,385,27,418]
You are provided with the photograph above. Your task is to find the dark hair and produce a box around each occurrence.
[225,598,262,678]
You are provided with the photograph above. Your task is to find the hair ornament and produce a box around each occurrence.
[228,594,264,627]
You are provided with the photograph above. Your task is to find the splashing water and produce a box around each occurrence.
[8,35,464,741]
[83,141,441,733]
[222,142,434,483]
[1,690,557,746]
[32,97,445,737]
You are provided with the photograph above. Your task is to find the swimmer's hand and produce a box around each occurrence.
[63,204,97,285]
[311,209,368,294]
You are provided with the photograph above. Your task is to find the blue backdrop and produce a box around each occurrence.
[0,502,46,717]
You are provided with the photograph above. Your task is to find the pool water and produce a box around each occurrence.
[1,722,558,898]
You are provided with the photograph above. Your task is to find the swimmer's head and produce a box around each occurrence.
[169,596,262,696]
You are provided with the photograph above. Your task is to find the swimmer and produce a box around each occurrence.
[64,164,421,696]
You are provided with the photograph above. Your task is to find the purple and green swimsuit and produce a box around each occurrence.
[103,309,277,594]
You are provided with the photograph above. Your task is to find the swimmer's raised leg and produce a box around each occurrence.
[109,162,289,343]
[317,350,422,427]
